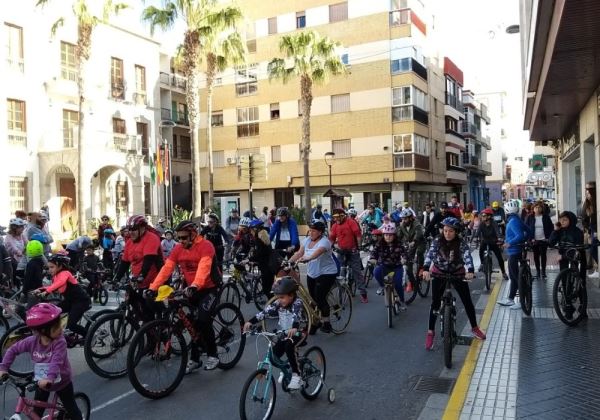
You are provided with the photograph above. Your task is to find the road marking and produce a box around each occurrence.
[442,277,502,420]
[91,388,138,413]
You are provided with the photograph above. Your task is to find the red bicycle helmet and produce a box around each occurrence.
[26,303,62,329]
[481,208,493,215]
[175,220,198,233]
[127,215,148,230]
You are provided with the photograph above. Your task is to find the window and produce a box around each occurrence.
[393,134,429,170]
[270,103,280,120]
[237,106,259,137]
[296,11,306,28]
[393,134,412,154]
[111,57,124,99]
[332,139,351,158]
[268,17,277,35]
[235,65,258,96]
[391,0,408,9]
[60,42,77,81]
[447,152,460,167]
[392,86,428,122]
[271,145,281,162]
[9,177,28,213]
[501,128,506,138]
[434,98,439,117]
[134,65,146,105]
[62,109,79,147]
[391,58,411,74]
[211,111,223,127]
[213,151,225,168]
[329,2,348,23]
[7,99,26,132]
[112,117,126,134]
[144,182,151,215]
[445,117,458,132]
[5,23,23,72]
[331,94,350,113]
[178,136,191,160]
[137,122,149,158]
[246,21,257,53]
[246,39,256,53]
[390,9,409,26]
[175,103,188,125]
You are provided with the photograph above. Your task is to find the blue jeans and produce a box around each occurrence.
[373,264,404,300]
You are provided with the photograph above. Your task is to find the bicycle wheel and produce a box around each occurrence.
[84,312,137,379]
[484,256,492,291]
[443,304,453,369]
[0,315,8,338]
[347,270,357,297]
[327,284,352,334]
[73,392,91,420]
[0,324,33,377]
[219,282,241,308]
[127,319,187,399]
[300,346,326,400]
[98,287,109,306]
[363,264,373,288]
[553,271,587,326]
[386,285,393,329]
[417,276,430,298]
[252,277,268,311]
[213,302,246,370]
[239,368,276,420]
[518,265,533,316]
[404,270,418,305]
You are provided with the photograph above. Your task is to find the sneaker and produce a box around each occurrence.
[425,331,434,351]
[589,271,600,279]
[542,273,547,280]
[405,282,413,293]
[204,356,219,371]
[397,299,407,312]
[278,372,284,384]
[502,272,509,281]
[288,373,303,390]
[498,298,515,307]
[186,360,202,374]
[320,321,333,333]
[376,288,384,295]
[471,327,486,340]
[360,294,368,304]
[510,302,522,310]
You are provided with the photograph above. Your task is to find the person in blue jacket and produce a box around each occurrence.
[269,207,300,257]
[499,201,532,308]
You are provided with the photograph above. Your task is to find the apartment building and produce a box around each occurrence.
[194,0,457,214]
[1,2,161,236]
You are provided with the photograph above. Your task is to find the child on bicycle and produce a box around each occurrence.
[422,217,486,350]
[369,224,407,310]
[477,208,508,280]
[35,253,91,341]
[244,277,306,390]
[549,210,587,283]
[0,303,83,419]
[83,245,100,301]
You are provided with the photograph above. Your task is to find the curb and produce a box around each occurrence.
[442,276,503,420]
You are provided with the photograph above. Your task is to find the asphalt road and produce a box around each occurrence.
[0,251,492,420]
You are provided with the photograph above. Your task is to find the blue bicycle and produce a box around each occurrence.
[239,328,334,419]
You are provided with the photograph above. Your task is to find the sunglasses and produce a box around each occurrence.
[177,235,190,241]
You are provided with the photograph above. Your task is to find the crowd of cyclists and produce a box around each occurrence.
[0,193,587,415]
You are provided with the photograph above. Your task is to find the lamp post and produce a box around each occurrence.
[324,151,335,211]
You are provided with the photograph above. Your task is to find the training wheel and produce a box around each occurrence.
[327,388,336,403]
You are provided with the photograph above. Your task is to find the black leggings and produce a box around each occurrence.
[479,243,506,273]
[428,275,477,331]
[532,241,548,275]
[259,264,274,298]
[307,274,336,318]
[273,335,302,373]
[59,299,91,338]
[191,289,218,361]
[34,382,82,420]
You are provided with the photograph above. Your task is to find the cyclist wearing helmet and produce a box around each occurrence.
[161,229,176,258]
[269,207,300,257]
[23,240,45,297]
[248,219,276,296]
[498,201,531,308]
[200,213,231,268]
[347,208,358,219]
[491,201,506,235]
[476,208,507,280]
[290,220,338,333]
[5,218,26,284]
[397,209,426,284]
[244,277,307,390]
[0,303,83,420]
[97,215,113,241]
[232,217,253,258]
[155,217,167,237]
[147,220,221,372]
[422,217,486,350]
[330,208,368,303]
[26,211,53,255]
[36,253,90,341]
[65,236,92,271]
[369,224,408,309]
[114,215,163,289]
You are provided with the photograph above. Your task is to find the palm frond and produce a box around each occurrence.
[50,17,65,36]
[141,3,178,35]
[35,0,51,7]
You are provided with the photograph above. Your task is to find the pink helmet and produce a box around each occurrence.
[381,224,396,235]
[26,303,62,329]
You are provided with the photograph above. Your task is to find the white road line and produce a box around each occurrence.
[91,388,138,413]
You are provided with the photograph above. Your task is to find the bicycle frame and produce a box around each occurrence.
[250,332,295,399]
[436,275,458,342]
[3,378,63,420]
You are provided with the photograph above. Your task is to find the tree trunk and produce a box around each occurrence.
[206,54,216,207]
[300,75,313,224]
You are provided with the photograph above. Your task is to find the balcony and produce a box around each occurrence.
[392,105,429,125]
[480,103,490,124]
[6,57,24,73]
[445,93,463,112]
[110,81,125,100]
[391,57,428,80]
[462,153,480,168]
[161,108,189,126]
[393,153,430,170]
[460,121,481,139]
[133,92,147,106]
[111,133,141,154]
[159,72,187,91]
[8,130,27,147]
[481,135,492,150]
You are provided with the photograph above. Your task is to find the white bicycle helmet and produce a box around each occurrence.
[239,217,252,227]
[504,201,520,215]
[9,218,26,227]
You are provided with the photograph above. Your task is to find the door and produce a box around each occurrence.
[59,177,76,232]
[116,181,129,223]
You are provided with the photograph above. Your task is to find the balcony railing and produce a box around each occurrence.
[462,153,480,167]
[110,81,125,100]
[445,93,464,112]
[159,72,187,90]
[111,133,140,153]
[393,153,430,170]
[8,130,27,146]
[481,135,492,150]
[133,92,147,106]
[6,57,24,73]
[161,108,189,126]
[460,121,481,138]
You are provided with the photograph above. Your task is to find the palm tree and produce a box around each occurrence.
[36,0,128,235]
[268,30,347,223]
[199,5,246,206]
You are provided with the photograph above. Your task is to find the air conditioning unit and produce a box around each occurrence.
[227,157,237,165]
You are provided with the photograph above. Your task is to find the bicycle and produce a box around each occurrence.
[76,269,109,307]
[264,263,352,336]
[383,271,403,328]
[516,242,533,315]
[432,272,465,369]
[480,243,498,291]
[239,327,334,420]
[551,243,589,326]
[219,257,266,311]
[0,374,91,420]
[126,286,246,399]
[363,259,374,289]
[335,252,357,297]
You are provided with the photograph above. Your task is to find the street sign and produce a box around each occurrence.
[239,153,267,183]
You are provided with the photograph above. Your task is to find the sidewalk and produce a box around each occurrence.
[444,261,600,419]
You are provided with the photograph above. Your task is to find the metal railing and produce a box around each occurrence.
[7,130,27,146]
[460,121,481,138]
[445,93,463,111]
[159,72,187,90]
[160,108,189,126]
[6,57,24,73]
[133,92,147,106]
[462,152,480,167]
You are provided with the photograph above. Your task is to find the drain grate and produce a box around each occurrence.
[412,376,455,394]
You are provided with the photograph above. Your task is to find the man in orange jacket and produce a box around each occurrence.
[146,220,221,373]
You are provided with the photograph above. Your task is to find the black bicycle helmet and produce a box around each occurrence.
[271,276,298,295]
[277,207,289,217]
[308,220,326,232]
[208,213,219,223]
[48,252,71,266]
[175,220,198,233]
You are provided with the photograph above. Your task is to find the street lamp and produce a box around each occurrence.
[324,151,335,211]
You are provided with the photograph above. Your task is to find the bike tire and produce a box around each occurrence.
[552,271,586,326]
[127,319,187,399]
[300,346,326,400]
[84,312,137,379]
[73,392,91,420]
[417,276,430,298]
[348,270,357,297]
[364,264,373,289]
[0,324,32,377]
[239,368,276,420]
[518,265,533,316]
[327,284,353,334]
[218,282,241,309]
[485,256,492,291]
[443,304,453,369]
[213,302,246,370]
[98,287,109,306]
[404,272,418,305]
[386,286,393,328]
[82,308,115,332]
[252,277,268,311]
[0,314,8,338]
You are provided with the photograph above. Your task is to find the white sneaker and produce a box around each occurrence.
[589,271,599,279]
[510,302,522,310]
[288,373,303,390]
[498,298,515,307]
[204,356,219,371]
[376,288,384,295]
[186,360,202,374]
[278,372,284,384]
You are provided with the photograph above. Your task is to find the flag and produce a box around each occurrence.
[156,145,164,185]
[149,152,156,185]
[164,145,170,187]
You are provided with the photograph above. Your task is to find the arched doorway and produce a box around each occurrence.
[91,166,135,228]
[44,165,77,234]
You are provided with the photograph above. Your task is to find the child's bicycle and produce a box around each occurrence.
[239,327,334,420]
[383,271,403,329]
[0,374,91,419]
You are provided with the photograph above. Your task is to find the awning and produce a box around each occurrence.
[323,188,351,197]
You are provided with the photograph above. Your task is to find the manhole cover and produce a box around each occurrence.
[412,376,454,394]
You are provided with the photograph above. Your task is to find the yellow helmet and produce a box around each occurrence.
[492,201,499,208]
[155,285,174,302]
